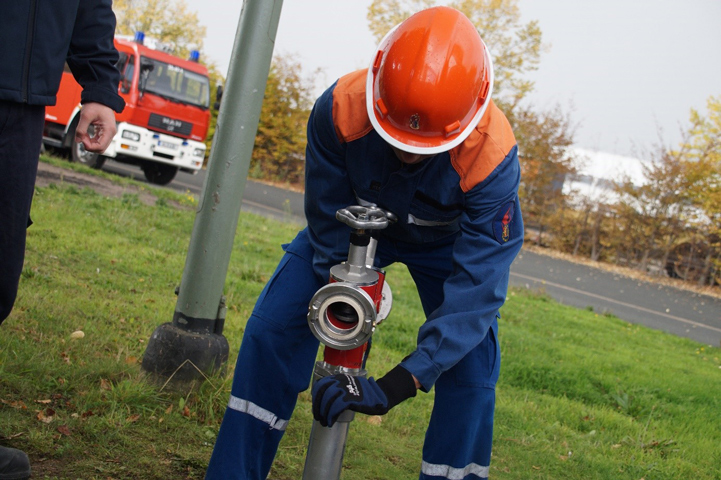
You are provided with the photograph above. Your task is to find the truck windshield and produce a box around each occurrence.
[141,57,210,109]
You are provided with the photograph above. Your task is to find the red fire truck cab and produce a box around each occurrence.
[43,33,211,185]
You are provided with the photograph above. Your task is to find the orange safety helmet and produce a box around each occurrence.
[366,6,494,155]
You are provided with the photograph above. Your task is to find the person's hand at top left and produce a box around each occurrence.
[75,102,117,153]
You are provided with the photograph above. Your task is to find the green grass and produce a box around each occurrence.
[1,158,720,479]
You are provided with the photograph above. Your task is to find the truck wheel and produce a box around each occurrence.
[70,124,106,169]
[142,163,178,185]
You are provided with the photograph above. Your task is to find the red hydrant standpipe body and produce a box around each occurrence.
[303,206,395,480]
[321,233,388,369]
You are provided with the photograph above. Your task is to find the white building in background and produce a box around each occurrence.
[562,147,647,205]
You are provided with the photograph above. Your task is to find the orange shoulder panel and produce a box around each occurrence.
[332,69,374,144]
[450,100,517,192]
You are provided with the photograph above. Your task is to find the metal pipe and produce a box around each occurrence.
[303,413,354,480]
[303,362,363,480]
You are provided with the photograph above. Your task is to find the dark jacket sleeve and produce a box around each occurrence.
[67,0,125,113]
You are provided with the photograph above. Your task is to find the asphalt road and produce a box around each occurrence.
[509,251,721,347]
[103,161,721,347]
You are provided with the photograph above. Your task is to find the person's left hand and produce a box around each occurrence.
[312,374,390,428]
[75,102,117,153]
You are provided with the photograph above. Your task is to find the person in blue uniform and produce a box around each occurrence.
[206,6,523,480]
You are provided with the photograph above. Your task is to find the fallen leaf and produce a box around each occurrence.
[2,400,27,409]
[126,414,140,423]
[165,405,173,415]
[57,425,71,436]
[125,356,138,365]
[70,330,85,339]
[35,399,52,404]
[182,406,191,418]
[100,379,111,391]
[37,410,54,424]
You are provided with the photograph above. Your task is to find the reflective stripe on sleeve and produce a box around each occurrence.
[227,395,289,431]
[421,461,490,479]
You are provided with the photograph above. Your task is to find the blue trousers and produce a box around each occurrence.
[206,229,500,480]
[0,100,44,324]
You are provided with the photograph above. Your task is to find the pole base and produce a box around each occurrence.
[141,322,229,385]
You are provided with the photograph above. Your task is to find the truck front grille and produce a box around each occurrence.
[148,114,192,136]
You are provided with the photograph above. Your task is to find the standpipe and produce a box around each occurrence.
[303,205,396,480]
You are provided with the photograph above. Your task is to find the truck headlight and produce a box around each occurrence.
[193,148,205,158]
[121,130,141,142]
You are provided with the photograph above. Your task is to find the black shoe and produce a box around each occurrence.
[0,446,31,480]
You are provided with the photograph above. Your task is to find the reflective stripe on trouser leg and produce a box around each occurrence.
[420,319,500,480]
[205,230,322,480]
[227,395,289,431]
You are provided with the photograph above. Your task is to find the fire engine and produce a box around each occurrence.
[43,32,212,185]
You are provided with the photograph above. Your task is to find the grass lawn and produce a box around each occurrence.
[1,158,720,479]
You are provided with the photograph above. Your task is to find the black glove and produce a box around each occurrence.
[311,365,417,428]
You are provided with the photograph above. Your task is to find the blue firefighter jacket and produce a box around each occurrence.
[0,0,124,113]
[304,70,524,391]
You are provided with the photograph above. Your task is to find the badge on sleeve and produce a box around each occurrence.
[492,201,515,244]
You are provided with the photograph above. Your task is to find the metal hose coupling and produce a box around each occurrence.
[307,282,377,350]
[307,205,396,350]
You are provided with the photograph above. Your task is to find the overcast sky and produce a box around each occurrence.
[186,0,721,158]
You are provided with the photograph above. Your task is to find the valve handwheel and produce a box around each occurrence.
[335,205,397,231]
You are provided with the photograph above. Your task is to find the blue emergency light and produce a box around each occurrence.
[134,31,145,45]
[189,50,200,62]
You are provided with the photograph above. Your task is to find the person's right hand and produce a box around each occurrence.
[75,102,117,153]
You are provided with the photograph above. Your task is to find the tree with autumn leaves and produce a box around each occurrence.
[666,96,720,285]
[605,97,720,285]
[113,0,206,59]
[250,55,317,186]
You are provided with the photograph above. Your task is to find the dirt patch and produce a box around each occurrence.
[36,161,163,207]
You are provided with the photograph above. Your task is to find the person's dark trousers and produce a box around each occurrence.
[0,99,44,325]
